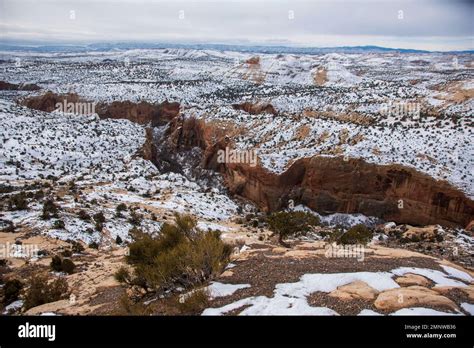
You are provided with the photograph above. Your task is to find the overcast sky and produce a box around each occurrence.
[0,0,473,51]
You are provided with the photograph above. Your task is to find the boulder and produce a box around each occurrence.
[395,273,432,287]
[329,281,379,301]
[374,286,459,312]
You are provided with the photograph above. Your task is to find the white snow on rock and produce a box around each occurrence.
[203,264,474,316]
[2,300,23,314]
[203,271,398,316]
[439,265,473,283]
[202,296,339,316]
[460,303,474,315]
[207,282,251,299]
[390,267,470,287]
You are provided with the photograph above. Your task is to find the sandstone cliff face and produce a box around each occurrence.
[21,92,180,125]
[21,92,82,112]
[220,157,474,228]
[168,118,474,228]
[96,100,179,126]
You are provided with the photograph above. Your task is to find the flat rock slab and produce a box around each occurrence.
[395,273,432,287]
[374,286,459,312]
[329,281,379,301]
[433,285,474,301]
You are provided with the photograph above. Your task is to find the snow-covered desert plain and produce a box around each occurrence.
[0,47,473,316]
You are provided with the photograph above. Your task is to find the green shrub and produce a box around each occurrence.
[3,278,23,305]
[93,212,106,231]
[116,203,127,218]
[23,274,68,310]
[7,192,28,210]
[128,211,142,226]
[327,229,343,244]
[93,211,105,222]
[50,255,76,274]
[50,255,63,272]
[61,258,76,274]
[53,219,65,229]
[126,213,231,292]
[89,241,99,249]
[337,224,373,245]
[176,288,210,315]
[117,294,152,315]
[41,199,59,220]
[116,203,127,212]
[71,241,85,254]
[77,210,91,221]
[114,266,131,283]
[267,211,320,247]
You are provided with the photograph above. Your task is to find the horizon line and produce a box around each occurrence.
[1,40,474,54]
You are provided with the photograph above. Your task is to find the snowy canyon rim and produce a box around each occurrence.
[18,91,474,229]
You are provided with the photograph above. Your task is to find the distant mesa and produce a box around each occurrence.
[245,56,260,65]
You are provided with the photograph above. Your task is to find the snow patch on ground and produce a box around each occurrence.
[207,282,251,299]
[460,303,474,315]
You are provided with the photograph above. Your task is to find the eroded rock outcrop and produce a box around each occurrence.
[232,102,277,115]
[21,92,83,112]
[374,286,459,312]
[96,100,179,125]
[20,92,180,125]
[219,157,474,227]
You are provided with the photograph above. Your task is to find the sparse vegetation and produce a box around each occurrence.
[41,199,59,220]
[337,224,373,245]
[77,209,91,221]
[176,288,210,315]
[93,211,106,231]
[53,219,65,229]
[116,203,127,217]
[50,255,76,274]
[2,278,23,305]
[123,213,231,293]
[128,210,142,226]
[23,274,69,310]
[267,211,320,247]
[7,192,28,210]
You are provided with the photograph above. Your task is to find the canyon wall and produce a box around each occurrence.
[171,117,474,228]
[21,92,179,125]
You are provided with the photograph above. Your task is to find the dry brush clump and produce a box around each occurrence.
[23,274,69,310]
[267,211,320,247]
[116,213,232,295]
[328,224,373,245]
